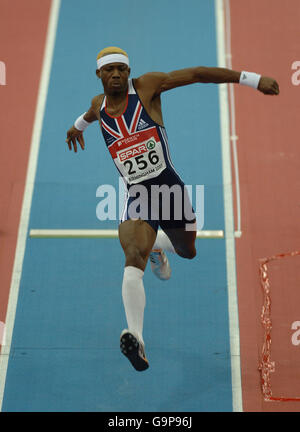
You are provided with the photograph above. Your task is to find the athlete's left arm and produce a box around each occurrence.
[138,67,279,96]
[195,67,279,95]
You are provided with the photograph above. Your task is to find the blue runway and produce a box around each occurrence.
[2,0,234,411]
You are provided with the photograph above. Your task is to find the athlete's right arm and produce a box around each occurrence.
[65,96,100,153]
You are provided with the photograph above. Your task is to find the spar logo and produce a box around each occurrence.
[118,142,148,162]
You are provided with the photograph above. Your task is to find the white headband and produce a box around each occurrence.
[97,54,129,70]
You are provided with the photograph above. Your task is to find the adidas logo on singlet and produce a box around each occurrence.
[137,119,149,130]
[106,136,115,145]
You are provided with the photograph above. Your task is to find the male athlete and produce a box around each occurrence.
[65,47,279,372]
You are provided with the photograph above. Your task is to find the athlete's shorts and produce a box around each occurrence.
[120,168,196,233]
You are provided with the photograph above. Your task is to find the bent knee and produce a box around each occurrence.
[185,248,197,259]
[176,247,197,260]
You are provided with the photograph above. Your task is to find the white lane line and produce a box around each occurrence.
[224,0,242,238]
[28,229,225,239]
[215,0,243,412]
[0,0,61,411]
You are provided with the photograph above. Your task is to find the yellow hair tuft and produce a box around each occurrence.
[96,46,128,60]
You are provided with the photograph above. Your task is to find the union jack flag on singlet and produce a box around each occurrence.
[100,79,177,187]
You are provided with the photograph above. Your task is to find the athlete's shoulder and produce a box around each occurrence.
[134,72,167,97]
[134,72,167,87]
[91,93,105,111]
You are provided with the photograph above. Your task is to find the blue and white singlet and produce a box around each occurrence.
[100,79,179,185]
[99,79,196,230]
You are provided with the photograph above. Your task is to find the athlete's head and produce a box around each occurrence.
[96,46,130,94]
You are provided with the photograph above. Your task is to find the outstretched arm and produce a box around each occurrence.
[135,66,279,98]
[194,67,279,95]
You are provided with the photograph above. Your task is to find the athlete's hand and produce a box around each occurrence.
[258,76,280,95]
[65,126,85,152]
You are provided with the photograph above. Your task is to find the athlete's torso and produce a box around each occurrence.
[100,79,177,187]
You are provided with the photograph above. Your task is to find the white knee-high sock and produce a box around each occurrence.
[122,266,145,344]
[152,230,176,253]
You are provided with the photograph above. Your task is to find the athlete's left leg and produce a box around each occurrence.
[154,181,197,259]
[159,225,197,259]
[153,173,197,259]
[149,182,197,278]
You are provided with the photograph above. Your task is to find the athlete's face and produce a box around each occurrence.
[97,63,130,94]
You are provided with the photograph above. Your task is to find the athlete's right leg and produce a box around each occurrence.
[119,218,157,271]
[118,218,157,371]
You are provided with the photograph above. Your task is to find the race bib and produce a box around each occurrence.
[110,127,166,184]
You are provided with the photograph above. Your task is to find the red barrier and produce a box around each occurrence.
[259,251,300,401]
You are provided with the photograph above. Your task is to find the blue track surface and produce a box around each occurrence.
[2,0,233,411]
